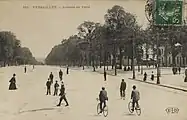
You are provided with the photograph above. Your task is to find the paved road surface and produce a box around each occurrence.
[0,65,187,120]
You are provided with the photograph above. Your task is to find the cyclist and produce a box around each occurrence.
[120,79,126,99]
[99,87,108,113]
[131,85,140,112]
[59,69,63,81]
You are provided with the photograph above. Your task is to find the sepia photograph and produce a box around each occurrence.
[0,0,187,120]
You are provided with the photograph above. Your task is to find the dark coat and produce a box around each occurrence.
[99,90,108,101]
[120,81,126,90]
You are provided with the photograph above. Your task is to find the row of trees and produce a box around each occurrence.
[45,5,187,70]
[0,31,38,66]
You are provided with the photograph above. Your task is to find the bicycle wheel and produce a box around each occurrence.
[128,101,133,113]
[97,103,100,114]
[103,105,108,117]
[135,106,141,116]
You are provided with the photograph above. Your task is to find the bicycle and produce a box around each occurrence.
[128,100,141,116]
[96,98,108,117]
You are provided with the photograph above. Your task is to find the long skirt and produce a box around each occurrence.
[9,83,17,90]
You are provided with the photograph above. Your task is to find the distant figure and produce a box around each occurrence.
[143,72,147,81]
[124,66,127,71]
[24,66,27,73]
[49,72,54,84]
[57,82,69,107]
[178,67,181,74]
[120,79,126,99]
[127,67,131,71]
[9,74,17,90]
[151,71,154,81]
[33,65,35,69]
[104,71,107,81]
[46,79,51,95]
[59,69,63,81]
[184,69,187,82]
[54,81,59,96]
[66,66,69,74]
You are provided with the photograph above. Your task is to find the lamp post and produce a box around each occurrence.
[156,29,160,84]
[132,35,136,79]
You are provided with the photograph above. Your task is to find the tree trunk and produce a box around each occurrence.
[131,58,133,71]
[171,46,176,66]
[119,47,123,69]
[164,44,168,67]
[92,54,95,71]
[99,51,102,68]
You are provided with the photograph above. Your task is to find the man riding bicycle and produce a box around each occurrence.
[99,87,108,113]
[131,85,140,112]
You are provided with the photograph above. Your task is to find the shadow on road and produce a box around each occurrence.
[18,107,60,114]
[123,112,136,116]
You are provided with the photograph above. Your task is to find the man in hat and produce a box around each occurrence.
[46,78,51,95]
[57,82,69,106]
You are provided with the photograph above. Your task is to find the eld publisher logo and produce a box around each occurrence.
[165,107,179,114]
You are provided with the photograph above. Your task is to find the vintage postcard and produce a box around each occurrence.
[0,0,187,120]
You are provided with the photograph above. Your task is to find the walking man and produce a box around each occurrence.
[59,69,63,81]
[104,71,107,81]
[120,79,126,99]
[57,82,69,106]
[49,72,54,84]
[46,78,51,95]
[24,66,27,73]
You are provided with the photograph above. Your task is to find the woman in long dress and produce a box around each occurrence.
[9,74,17,90]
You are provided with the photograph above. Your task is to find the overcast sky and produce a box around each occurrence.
[0,0,148,58]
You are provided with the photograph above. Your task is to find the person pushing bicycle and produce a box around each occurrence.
[131,85,140,112]
[99,87,108,113]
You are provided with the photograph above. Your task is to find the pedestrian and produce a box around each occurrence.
[178,67,181,74]
[59,69,63,81]
[131,85,140,112]
[120,79,126,99]
[54,81,59,96]
[57,82,69,106]
[46,78,51,95]
[66,66,69,74]
[9,74,17,90]
[151,71,154,81]
[104,71,107,81]
[49,72,54,84]
[24,66,27,73]
[184,69,187,82]
[143,72,147,81]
